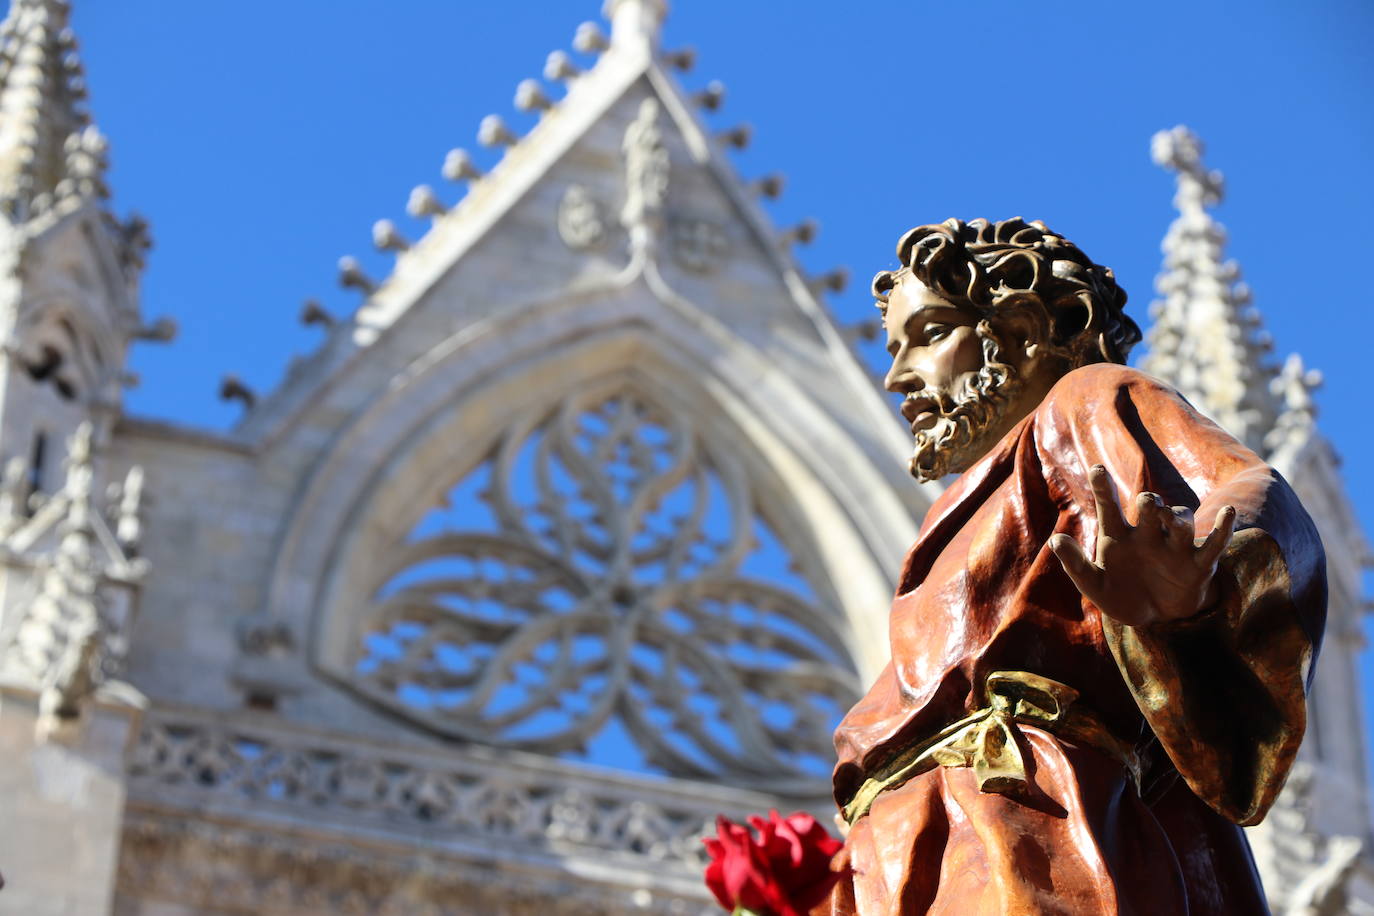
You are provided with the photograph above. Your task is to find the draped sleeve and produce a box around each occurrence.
[1035,363,1326,826]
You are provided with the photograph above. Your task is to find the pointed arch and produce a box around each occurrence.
[334,374,861,789]
[261,285,915,788]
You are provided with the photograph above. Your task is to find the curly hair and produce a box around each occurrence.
[872,217,1140,366]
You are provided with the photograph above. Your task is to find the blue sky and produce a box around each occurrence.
[69,1,1374,766]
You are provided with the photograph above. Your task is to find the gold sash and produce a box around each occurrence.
[842,670,1143,826]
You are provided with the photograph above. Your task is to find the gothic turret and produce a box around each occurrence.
[0,4,155,910]
[0,0,105,220]
[1143,125,1374,913]
[1140,125,1280,453]
[0,0,155,721]
[0,0,165,514]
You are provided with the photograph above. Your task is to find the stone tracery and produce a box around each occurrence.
[350,384,860,789]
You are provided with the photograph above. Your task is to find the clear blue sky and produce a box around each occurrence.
[70,0,1374,761]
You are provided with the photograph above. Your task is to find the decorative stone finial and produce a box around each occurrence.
[1141,125,1280,454]
[406,185,447,219]
[781,219,818,247]
[661,46,695,72]
[1264,353,1323,455]
[65,421,93,476]
[299,299,334,328]
[809,267,849,295]
[0,0,111,221]
[115,465,143,550]
[54,125,110,201]
[603,0,667,53]
[0,455,28,535]
[842,318,883,344]
[371,219,409,252]
[477,114,518,148]
[134,316,178,343]
[337,256,376,294]
[716,124,752,150]
[119,213,153,274]
[748,173,785,200]
[219,374,257,408]
[573,21,609,55]
[1151,125,1224,213]
[691,81,725,111]
[514,79,553,114]
[543,50,581,83]
[0,410,149,727]
[442,148,483,183]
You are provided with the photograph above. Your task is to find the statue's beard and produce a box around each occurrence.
[908,322,1022,482]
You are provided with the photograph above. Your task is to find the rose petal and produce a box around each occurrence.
[703,811,847,916]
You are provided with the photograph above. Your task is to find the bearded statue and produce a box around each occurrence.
[818,218,1324,916]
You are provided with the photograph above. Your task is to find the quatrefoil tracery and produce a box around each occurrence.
[352,387,858,789]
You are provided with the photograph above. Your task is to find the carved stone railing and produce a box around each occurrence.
[125,706,803,878]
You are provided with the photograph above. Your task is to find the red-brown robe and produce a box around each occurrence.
[823,363,1326,916]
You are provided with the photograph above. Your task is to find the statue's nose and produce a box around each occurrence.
[884,359,924,395]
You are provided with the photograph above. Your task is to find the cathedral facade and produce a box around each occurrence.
[0,1,1367,913]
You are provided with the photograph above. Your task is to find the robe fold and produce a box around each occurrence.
[823,363,1326,916]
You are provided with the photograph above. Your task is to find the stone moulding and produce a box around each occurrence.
[123,706,810,912]
[116,811,705,916]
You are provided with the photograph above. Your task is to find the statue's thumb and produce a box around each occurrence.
[1049,534,1094,588]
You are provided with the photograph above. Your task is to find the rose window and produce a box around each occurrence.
[351,386,860,790]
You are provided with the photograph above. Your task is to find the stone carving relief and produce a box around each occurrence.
[345,384,859,790]
[0,423,146,721]
[557,96,677,259]
[620,97,669,236]
[556,96,734,277]
[557,184,607,251]
[121,707,800,913]
[126,710,731,874]
[671,217,729,274]
[231,612,306,708]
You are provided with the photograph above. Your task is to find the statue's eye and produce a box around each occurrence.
[925,324,951,342]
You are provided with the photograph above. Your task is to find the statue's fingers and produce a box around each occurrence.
[1134,491,1170,537]
[1162,505,1195,541]
[1196,506,1238,568]
[1050,533,1104,598]
[1089,466,1129,539]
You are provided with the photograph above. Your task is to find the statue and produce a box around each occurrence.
[819,218,1325,915]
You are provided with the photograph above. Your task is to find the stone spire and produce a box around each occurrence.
[1265,352,1323,457]
[0,0,107,223]
[0,422,147,721]
[603,0,667,54]
[1141,125,1279,453]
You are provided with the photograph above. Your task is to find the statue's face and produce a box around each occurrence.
[882,278,1027,481]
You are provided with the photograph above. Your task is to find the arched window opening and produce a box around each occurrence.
[24,344,77,400]
[28,431,47,501]
[348,385,861,791]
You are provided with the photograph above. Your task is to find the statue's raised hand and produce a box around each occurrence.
[1049,465,1237,627]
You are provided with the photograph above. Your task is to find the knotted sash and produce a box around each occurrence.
[842,671,1143,825]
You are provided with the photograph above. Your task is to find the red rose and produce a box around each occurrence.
[703,810,849,916]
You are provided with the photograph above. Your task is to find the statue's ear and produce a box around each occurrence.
[988,297,1054,361]
[1049,292,1094,350]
